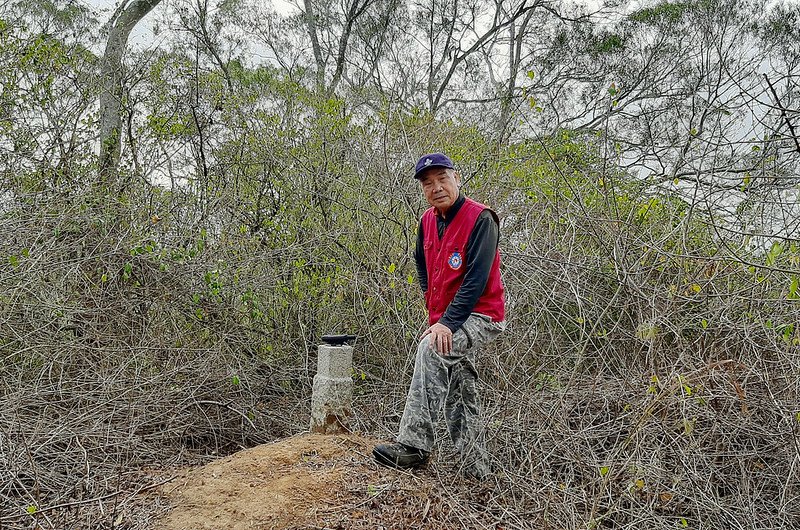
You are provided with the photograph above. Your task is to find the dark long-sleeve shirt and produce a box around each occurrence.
[414,194,500,333]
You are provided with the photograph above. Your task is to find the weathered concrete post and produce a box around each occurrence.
[310,336,355,434]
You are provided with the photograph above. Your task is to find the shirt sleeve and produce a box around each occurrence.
[414,220,428,293]
[438,210,499,333]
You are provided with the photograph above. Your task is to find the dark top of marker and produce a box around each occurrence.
[321,334,357,346]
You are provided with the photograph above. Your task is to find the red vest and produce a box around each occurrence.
[422,197,505,326]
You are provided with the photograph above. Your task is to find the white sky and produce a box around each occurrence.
[80,0,800,49]
[80,0,159,48]
[79,0,300,52]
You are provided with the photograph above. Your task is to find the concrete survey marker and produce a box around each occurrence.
[310,338,355,434]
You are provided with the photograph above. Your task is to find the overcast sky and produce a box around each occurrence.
[79,0,800,49]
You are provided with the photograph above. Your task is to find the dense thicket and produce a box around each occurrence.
[1,0,798,528]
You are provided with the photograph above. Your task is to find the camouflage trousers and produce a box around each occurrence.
[397,313,506,476]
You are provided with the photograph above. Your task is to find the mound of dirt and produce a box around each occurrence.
[152,433,499,530]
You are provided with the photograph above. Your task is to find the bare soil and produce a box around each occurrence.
[150,433,502,530]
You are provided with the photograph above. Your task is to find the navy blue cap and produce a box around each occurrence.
[413,153,455,179]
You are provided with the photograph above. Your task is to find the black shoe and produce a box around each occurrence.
[372,443,429,470]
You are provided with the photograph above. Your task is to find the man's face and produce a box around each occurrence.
[418,167,461,215]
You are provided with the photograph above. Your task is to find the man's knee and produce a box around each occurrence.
[416,336,433,357]
[414,337,438,370]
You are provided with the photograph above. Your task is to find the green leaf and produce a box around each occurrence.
[8,255,19,267]
[26,505,37,514]
[122,262,132,280]
[231,375,240,386]
[387,263,396,274]
[599,466,609,476]
[788,277,799,300]
[647,374,659,394]
[766,241,783,266]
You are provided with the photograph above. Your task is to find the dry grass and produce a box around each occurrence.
[2,153,799,529]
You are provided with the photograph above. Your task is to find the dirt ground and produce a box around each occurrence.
[149,433,503,530]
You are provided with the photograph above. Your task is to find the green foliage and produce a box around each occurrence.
[759,4,800,43]
[0,7,97,193]
[629,1,690,24]
[591,33,625,55]
[789,277,799,300]
[765,241,783,267]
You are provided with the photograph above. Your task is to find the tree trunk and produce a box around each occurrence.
[303,0,326,91]
[98,0,162,182]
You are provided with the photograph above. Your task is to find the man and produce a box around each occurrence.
[372,153,506,479]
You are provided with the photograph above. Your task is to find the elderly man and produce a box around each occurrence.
[373,153,506,479]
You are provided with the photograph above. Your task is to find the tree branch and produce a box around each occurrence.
[763,73,800,154]
[98,0,162,183]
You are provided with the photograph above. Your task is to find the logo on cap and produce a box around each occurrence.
[424,158,432,166]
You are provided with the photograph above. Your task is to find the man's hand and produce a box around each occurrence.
[421,323,453,355]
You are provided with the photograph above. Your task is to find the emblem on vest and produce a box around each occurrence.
[448,251,463,270]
